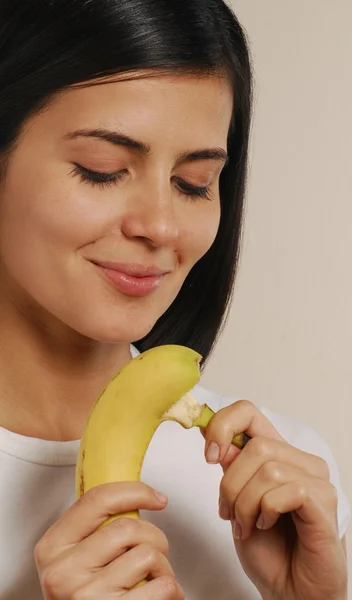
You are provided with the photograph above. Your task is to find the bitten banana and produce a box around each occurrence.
[75,344,249,586]
[76,345,201,509]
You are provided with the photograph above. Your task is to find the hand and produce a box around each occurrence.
[34,482,184,599]
[202,400,347,600]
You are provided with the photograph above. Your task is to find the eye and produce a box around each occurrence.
[71,164,213,200]
[71,164,126,188]
[173,177,212,201]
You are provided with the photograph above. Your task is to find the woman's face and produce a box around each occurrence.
[0,74,233,342]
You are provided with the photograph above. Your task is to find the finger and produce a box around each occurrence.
[219,436,330,520]
[204,400,285,464]
[256,479,339,538]
[220,443,241,472]
[75,516,169,568]
[37,482,167,564]
[200,422,242,465]
[37,522,170,600]
[225,461,309,539]
[219,459,302,526]
[128,575,185,600]
[93,543,175,591]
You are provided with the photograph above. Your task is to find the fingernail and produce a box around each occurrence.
[256,513,265,530]
[218,499,231,520]
[154,490,168,504]
[232,520,242,540]
[206,442,220,464]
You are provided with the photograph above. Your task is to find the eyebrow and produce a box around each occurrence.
[64,128,229,166]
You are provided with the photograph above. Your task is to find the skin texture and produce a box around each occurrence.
[35,482,185,599]
[0,73,347,599]
[204,401,348,600]
[0,74,229,441]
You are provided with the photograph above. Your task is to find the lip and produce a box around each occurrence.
[90,260,170,297]
[92,261,170,277]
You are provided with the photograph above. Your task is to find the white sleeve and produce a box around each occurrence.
[217,395,351,539]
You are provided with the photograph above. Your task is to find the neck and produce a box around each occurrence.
[0,295,132,442]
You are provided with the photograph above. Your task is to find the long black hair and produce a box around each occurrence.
[0,0,253,367]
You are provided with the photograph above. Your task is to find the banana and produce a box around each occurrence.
[75,344,249,586]
[76,345,201,506]
[163,393,250,449]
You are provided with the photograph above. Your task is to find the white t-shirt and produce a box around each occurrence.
[0,345,350,600]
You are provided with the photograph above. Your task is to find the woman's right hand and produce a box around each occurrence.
[34,482,184,599]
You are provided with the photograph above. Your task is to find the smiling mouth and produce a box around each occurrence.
[90,260,170,297]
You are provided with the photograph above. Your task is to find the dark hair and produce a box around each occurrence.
[0,0,252,368]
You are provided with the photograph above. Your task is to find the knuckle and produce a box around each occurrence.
[236,399,255,414]
[155,528,170,556]
[316,456,330,480]
[292,480,308,500]
[135,519,169,555]
[83,482,131,511]
[41,565,63,598]
[111,516,137,538]
[247,436,271,457]
[82,483,107,505]
[219,476,235,501]
[261,460,283,484]
[71,587,93,600]
[139,481,155,495]
[34,541,46,567]
[130,480,155,499]
[139,543,160,567]
[159,575,183,598]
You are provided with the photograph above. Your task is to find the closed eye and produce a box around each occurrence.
[71,164,212,200]
[71,163,126,188]
[172,177,212,201]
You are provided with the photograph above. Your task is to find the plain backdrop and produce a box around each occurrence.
[201,0,352,590]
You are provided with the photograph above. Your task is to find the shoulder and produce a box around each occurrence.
[193,384,351,538]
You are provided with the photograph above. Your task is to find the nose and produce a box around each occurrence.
[120,176,179,248]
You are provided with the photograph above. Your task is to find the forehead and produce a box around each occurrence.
[27,73,234,148]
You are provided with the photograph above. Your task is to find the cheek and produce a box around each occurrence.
[0,169,107,258]
[178,203,221,267]
[0,166,113,306]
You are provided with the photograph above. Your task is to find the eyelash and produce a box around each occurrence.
[71,164,212,201]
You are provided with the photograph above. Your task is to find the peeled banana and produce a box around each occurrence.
[75,344,249,586]
[76,345,198,498]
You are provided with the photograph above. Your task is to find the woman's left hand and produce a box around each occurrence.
[202,400,347,600]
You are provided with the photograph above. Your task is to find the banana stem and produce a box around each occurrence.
[193,404,251,450]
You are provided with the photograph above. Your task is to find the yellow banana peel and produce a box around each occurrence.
[76,344,249,587]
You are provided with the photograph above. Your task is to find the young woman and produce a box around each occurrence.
[0,1,349,599]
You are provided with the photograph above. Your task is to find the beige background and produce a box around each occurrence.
[202,0,352,591]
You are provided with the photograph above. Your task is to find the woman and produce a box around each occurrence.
[0,1,349,598]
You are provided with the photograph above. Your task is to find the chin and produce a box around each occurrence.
[73,315,157,345]
[57,289,177,344]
